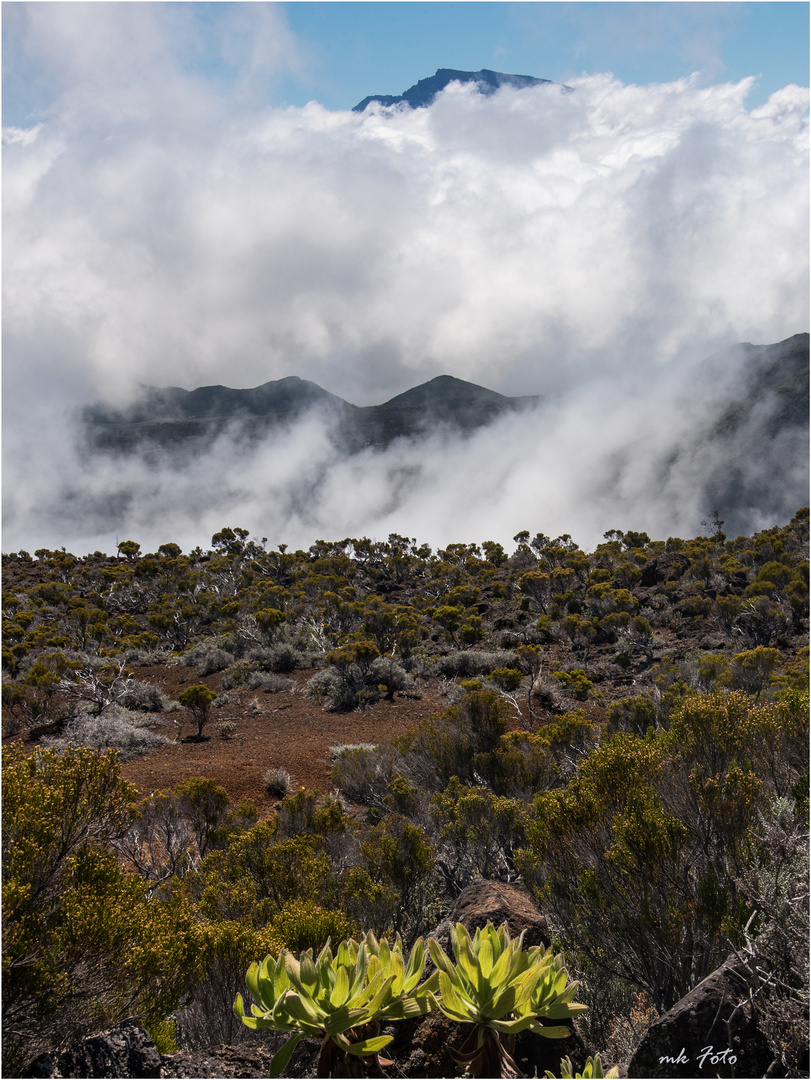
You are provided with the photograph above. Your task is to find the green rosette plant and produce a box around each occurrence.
[233,931,437,1077]
[513,945,589,1035]
[545,1052,619,1078]
[428,921,587,1078]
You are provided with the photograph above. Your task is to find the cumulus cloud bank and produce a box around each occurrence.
[3,4,808,555]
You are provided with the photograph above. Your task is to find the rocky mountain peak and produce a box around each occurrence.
[353,68,556,112]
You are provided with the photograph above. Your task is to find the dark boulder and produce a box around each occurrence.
[429,878,552,954]
[627,954,774,1078]
[638,553,690,589]
[25,1020,161,1078]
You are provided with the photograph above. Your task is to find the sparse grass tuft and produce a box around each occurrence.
[264,766,293,799]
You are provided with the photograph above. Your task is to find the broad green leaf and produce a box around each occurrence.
[365,973,397,1016]
[349,968,384,1008]
[505,943,530,986]
[405,937,425,985]
[438,971,479,1021]
[272,991,299,1028]
[245,963,263,1008]
[348,944,369,999]
[452,923,473,961]
[549,967,568,998]
[269,1033,303,1078]
[299,952,319,993]
[428,939,460,983]
[381,994,436,1021]
[489,981,519,1019]
[490,1016,540,1036]
[274,955,291,1002]
[489,942,512,986]
[457,935,481,994]
[318,962,333,997]
[478,937,494,980]
[389,950,406,996]
[235,1013,277,1031]
[511,968,543,1011]
[557,980,581,1002]
[282,990,325,1027]
[329,966,350,1008]
[285,953,301,987]
[417,970,440,997]
[345,1035,394,1057]
[542,1001,589,1019]
[529,1022,573,1039]
[322,1006,371,1036]
[434,996,473,1024]
[491,966,537,1016]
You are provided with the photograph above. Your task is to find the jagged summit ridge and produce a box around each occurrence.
[83,373,538,455]
[353,68,555,112]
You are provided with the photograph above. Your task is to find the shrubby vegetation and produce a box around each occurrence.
[2,509,808,1075]
[1,746,204,1074]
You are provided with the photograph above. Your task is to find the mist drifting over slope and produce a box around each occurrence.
[3,4,808,555]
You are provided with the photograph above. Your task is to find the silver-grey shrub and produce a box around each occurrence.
[219,662,295,692]
[239,642,317,673]
[433,650,519,678]
[305,668,356,711]
[211,690,241,708]
[368,656,413,697]
[330,743,378,757]
[243,671,295,693]
[183,642,234,675]
[330,744,401,807]
[118,679,170,713]
[40,707,170,761]
[121,647,171,666]
[262,642,311,673]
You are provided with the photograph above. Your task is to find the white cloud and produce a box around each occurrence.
[2,4,808,555]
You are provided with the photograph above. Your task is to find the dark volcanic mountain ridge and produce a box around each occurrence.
[84,374,539,456]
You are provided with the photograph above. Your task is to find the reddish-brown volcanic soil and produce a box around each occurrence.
[118,664,446,814]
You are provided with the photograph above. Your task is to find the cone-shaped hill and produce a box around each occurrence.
[344,375,538,450]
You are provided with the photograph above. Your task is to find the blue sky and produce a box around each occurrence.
[3,1,808,127]
[277,2,809,111]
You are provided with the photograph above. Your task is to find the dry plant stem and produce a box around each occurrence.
[450,1025,522,1078]
[316,1024,392,1078]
